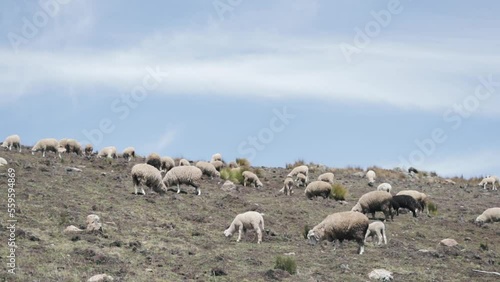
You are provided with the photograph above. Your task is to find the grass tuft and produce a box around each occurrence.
[274,256,297,275]
[428,201,438,216]
[330,183,348,201]
[235,158,250,167]
[220,168,244,184]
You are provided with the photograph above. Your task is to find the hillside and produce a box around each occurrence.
[0,149,499,282]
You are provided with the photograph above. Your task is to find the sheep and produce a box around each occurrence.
[84,144,94,157]
[242,171,263,188]
[178,158,190,166]
[296,173,307,187]
[224,211,265,244]
[396,190,429,214]
[366,170,376,186]
[351,191,393,221]
[287,165,309,182]
[122,147,136,161]
[307,211,369,254]
[59,139,82,156]
[131,163,167,195]
[195,161,221,179]
[210,160,225,171]
[475,207,500,226]
[0,157,7,166]
[211,153,222,162]
[478,176,499,191]
[146,153,161,170]
[390,195,422,217]
[318,172,334,184]
[163,166,203,195]
[31,138,61,158]
[364,221,387,245]
[97,146,117,159]
[160,156,175,172]
[228,161,239,169]
[1,134,21,152]
[377,183,392,193]
[282,176,294,196]
[304,181,332,200]
[408,167,419,174]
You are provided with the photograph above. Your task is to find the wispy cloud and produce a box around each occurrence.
[140,127,178,154]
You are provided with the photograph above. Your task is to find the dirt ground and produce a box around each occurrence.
[0,148,498,281]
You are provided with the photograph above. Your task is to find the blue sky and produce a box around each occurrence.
[1,0,499,177]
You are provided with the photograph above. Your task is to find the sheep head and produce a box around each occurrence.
[351,203,363,213]
[307,227,323,245]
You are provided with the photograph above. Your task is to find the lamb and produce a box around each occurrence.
[478,176,499,191]
[211,153,222,162]
[1,134,21,152]
[84,144,94,157]
[377,183,392,193]
[195,161,221,179]
[282,176,294,196]
[59,139,82,156]
[224,211,265,244]
[366,170,376,186]
[131,163,167,195]
[160,156,175,172]
[364,221,387,245]
[178,158,190,166]
[351,191,393,221]
[296,173,307,187]
[318,172,334,184]
[304,181,332,200]
[307,211,369,254]
[475,207,500,226]
[122,147,136,161]
[146,153,161,170]
[242,171,263,188]
[163,166,203,195]
[287,165,309,182]
[31,138,61,158]
[0,157,7,166]
[390,195,422,217]
[396,190,429,214]
[210,160,225,171]
[97,146,117,159]
[228,161,239,169]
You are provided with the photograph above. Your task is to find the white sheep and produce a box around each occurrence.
[131,163,167,195]
[178,158,190,166]
[32,138,61,158]
[287,165,309,182]
[224,211,265,244]
[195,161,221,179]
[307,211,369,254]
[160,156,175,172]
[146,153,161,170]
[122,147,136,161]
[210,160,225,171]
[377,183,392,193]
[228,161,239,169]
[318,172,334,184]
[475,207,500,226]
[304,181,332,199]
[478,176,499,191]
[211,153,222,162]
[351,191,393,221]
[366,170,376,186]
[396,190,429,214]
[1,134,21,152]
[282,176,294,195]
[84,144,94,157]
[242,171,263,188]
[296,173,307,187]
[0,157,7,166]
[97,146,117,159]
[364,221,387,245]
[163,166,203,195]
[59,139,82,156]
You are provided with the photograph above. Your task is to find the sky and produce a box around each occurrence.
[1,0,499,178]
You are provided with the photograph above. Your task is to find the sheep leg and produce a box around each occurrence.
[364,230,371,243]
[237,226,244,242]
[382,228,387,245]
[176,184,181,194]
[357,239,365,255]
[255,225,262,244]
[376,230,382,245]
[42,150,46,157]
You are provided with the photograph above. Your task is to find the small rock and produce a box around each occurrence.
[86,214,102,232]
[64,225,83,234]
[464,237,471,241]
[439,238,458,247]
[369,269,393,281]
[101,172,107,176]
[66,167,82,172]
[221,180,237,192]
[88,274,114,282]
[283,252,295,256]
[145,268,153,272]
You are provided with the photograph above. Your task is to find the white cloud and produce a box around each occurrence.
[140,128,177,154]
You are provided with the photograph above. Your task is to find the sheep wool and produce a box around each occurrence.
[475,207,500,225]
[196,161,221,179]
[131,163,167,195]
[161,156,175,172]
[304,181,332,199]
[178,158,190,166]
[282,176,294,196]
[59,139,82,156]
[1,134,21,152]
[84,144,94,156]
[122,147,136,161]
[364,221,387,245]
[318,172,334,184]
[242,171,263,188]
[307,211,369,254]
[210,160,225,171]
[32,138,61,158]
[0,157,7,166]
[366,170,376,186]
[478,176,498,191]
[146,153,162,170]
[163,166,203,195]
[224,211,265,244]
[296,173,307,187]
[352,190,393,221]
[211,153,222,162]
[97,146,117,159]
[377,183,392,193]
[287,165,309,182]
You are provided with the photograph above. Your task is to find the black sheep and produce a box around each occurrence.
[391,195,422,217]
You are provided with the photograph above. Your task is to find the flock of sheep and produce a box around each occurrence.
[1,134,500,255]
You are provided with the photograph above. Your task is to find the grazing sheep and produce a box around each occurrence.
[304,181,332,200]
[131,163,167,195]
[364,221,387,245]
[122,147,136,161]
[146,153,161,170]
[475,207,500,226]
[296,173,307,187]
[366,170,376,186]
[211,153,222,162]
[32,138,61,158]
[396,190,429,214]
[318,172,334,184]
[351,191,393,221]
[242,171,263,188]
[210,160,225,171]
[163,166,203,195]
[307,211,369,254]
[195,161,221,179]
[377,183,392,193]
[97,146,117,159]
[160,156,175,172]
[478,176,499,191]
[178,158,190,166]
[1,134,21,152]
[390,195,422,217]
[408,167,419,174]
[282,176,294,196]
[224,211,265,244]
[84,144,94,157]
[287,165,309,182]
[59,139,82,156]
[0,157,7,166]
[228,161,239,169]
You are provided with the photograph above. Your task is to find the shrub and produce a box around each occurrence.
[330,183,348,201]
[235,158,250,167]
[428,201,438,216]
[274,256,297,275]
[220,168,244,184]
